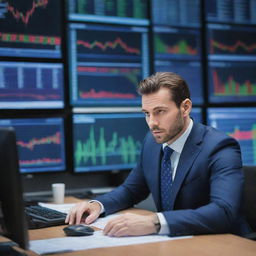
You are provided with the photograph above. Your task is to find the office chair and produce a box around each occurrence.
[242,166,256,240]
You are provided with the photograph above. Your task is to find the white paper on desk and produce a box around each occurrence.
[38,202,76,214]
[91,214,120,229]
[29,230,192,255]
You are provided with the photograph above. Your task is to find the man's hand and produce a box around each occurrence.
[65,201,101,225]
[103,212,159,237]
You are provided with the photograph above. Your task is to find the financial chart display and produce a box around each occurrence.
[0,118,66,173]
[0,61,64,109]
[151,0,201,27]
[69,23,149,106]
[208,61,256,103]
[207,24,256,61]
[155,60,203,104]
[68,0,149,25]
[153,27,201,61]
[207,108,256,166]
[205,0,256,25]
[73,113,148,172]
[0,0,62,58]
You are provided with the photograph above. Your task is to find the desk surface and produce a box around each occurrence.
[27,197,256,256]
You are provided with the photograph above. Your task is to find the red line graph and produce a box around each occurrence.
[17,131,61,150]
[7,0,49,25]
[20,158,62,165]
[77,37,141,55]
[210,39,256,54]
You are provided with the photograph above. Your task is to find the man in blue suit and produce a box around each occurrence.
[66,72,249,237]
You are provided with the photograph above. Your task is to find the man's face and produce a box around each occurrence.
[142,87,189,144]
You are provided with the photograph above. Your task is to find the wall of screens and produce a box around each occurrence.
[0,0,255,193]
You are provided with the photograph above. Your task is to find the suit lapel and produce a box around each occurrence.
[169,123,205,210]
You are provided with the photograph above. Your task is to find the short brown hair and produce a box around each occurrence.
[137,72,191,107]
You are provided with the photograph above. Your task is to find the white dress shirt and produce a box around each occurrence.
[158,118,193,234]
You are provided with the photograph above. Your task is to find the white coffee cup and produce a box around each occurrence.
[52,183,65,204]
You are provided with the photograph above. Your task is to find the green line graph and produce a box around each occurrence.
[75,126,142,167]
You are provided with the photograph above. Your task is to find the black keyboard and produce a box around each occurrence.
[25,205,67,229]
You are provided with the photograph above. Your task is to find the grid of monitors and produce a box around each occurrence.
[0,61,64,109]
[205,0,256,25]
[72,113,148,172]
[68,23,149,106]
[151,0,201,27]
[68,0,149,25]
[206,6,256,104]
[0,0,62,58]
[207,108,256,166]
[0,117,66,173]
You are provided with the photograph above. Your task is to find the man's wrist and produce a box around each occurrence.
[152,213,161,233]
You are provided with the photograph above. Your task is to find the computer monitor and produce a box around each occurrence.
[0,117,66,173]
[151,0,201,27]
[0,61,64,109]
[205,0,256,25]
[68,0,149,25]
[0,127,28,250]
[207,24,256,61]
[72,112,148,172]
[208,61,256,103]
[0,0,62,58]
[68,23,149,106]
[153,26,201,61]
[207,107,256,166]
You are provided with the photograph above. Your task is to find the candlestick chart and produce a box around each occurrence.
[0,0,62,57]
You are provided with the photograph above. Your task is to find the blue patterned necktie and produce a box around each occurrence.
[161,146,174,211]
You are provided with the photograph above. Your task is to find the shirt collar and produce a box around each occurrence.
[163,118,193,154]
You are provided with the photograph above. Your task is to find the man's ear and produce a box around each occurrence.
[181,98,192,117]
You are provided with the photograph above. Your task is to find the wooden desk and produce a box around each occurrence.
[28,197,256,256]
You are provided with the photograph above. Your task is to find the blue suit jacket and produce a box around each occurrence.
[96,122,250,236]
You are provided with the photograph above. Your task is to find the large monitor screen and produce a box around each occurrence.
[0,117,66,173]
[207,108,256,166]
[68,0,149,25]
[68,23,149,106]
[151,0,201,27]
[207,24,256,61]
[0,61,64,109]
[205,0,256,25]
[0,0,62,58]
[153,26,201,61]
[72,113,148,172]
[208,61,256,103]
[155,60,203,104]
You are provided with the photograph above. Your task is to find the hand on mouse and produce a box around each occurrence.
[65,201,101,225]
[103,212,158,237]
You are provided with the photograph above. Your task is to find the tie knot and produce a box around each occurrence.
[163,146,174,160]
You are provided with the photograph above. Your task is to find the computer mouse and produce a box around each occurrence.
[63,224,94,236]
